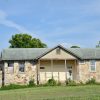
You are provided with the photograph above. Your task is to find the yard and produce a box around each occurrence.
[0,85,100,100]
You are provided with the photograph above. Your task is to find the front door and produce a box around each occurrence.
[67,65,73,80]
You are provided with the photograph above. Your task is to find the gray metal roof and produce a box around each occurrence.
[68,48,100,59]
[1,46,100,60]
[2,48,50,60]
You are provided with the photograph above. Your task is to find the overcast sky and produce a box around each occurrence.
[0,0,100,50]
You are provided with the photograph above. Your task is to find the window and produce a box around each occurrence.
[0,67,2,71]
[8,62,14,73]
[56,48,61,54]
[90,60,96,72]
[8,62,14,67]
[40,67,45,69]
[79,60,85,64]
[19,62,25,72]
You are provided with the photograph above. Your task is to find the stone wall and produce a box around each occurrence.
[79,60,100,82]
[4,61,37,85]
[3,60,100,85]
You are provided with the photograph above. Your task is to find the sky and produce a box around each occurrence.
[0,0,100,50]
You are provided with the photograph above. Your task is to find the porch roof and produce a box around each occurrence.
[1,45,100,60]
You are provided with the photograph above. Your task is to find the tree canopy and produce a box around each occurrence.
[70,46,80,48]
[96,41,100,48]
[9,33,47,48]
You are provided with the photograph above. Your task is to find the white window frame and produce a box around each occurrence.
[19,61,25,73]
[89,60,96,72]
[79,60,85,64]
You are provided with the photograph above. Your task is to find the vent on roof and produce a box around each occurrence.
[56,48,61,55]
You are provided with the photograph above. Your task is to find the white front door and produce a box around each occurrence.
[67,65,73,80]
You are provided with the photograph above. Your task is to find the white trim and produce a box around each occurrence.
[89,60,96,72]
[51,60,53,78]
[65,59,67,80]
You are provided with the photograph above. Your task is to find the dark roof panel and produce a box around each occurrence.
[2,48,50,60]
[68,48,100,59]
[1,46,100,60]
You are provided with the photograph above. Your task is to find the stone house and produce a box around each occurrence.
[0,45,100,86]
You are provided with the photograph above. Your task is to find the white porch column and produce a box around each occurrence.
[75,60,77,81]
[51,60,53,78]
[76,60,80,81]
[38,60,40,84]
[65,60,67,80]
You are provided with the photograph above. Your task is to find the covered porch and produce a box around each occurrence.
[38,59,79,84]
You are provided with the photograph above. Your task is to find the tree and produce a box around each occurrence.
[9,33,47,48]
[96,41,100,48]
[70,46,80,48]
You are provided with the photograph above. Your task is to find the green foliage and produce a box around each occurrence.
[96,41,100,48]
[70,45,80,48]
[28,79,36,86]
[1,78,100,91]
[9,33,47,48]
[0,85,100,100]
[57,81,62,86]
[78,81,84,85]
[40,80,62,87]
[46,79,57,86]
[0,84,28,90]
[86,78,96,84]
[0,81,36,90]
[65,79,77,86]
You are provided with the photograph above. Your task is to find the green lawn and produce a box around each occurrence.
[0,85,100,100]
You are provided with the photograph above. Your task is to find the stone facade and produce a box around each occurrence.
[4,61,37,85]
[0,59,100,86]
[79,60,100,82]
[1,47,100,85]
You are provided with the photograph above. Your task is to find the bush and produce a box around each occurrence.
[39,80,62,86]
[65,79,77,86]
[28,79,36,87]
[78,81,84,86]
[47,79,57,86]
[86,78,96,84]
[0,84,27,90]
[57,81,62,86]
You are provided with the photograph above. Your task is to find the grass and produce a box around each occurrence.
[0,85,100,100]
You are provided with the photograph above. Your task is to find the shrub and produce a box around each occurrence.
[57,81,62,86]
[65,79,77,86]
[0,79,36,90]
[95,82,100,85]
[47,79,57,86]
[0,84,27,90]
[86,78,96,84]
[40,80,62,86]
[78,81,84,85]
[28,79,36,87]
